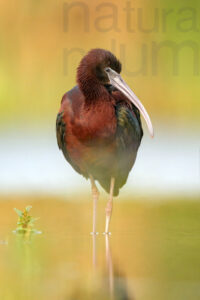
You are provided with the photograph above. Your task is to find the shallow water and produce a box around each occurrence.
[0,197,200,300]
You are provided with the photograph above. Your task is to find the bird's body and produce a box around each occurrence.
[56,49,153,234]
[57,85,143,196]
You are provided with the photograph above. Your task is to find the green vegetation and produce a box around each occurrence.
[14,205,40,234]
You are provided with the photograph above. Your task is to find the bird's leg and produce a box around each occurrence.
[89,175,99,235]
[104,177,115,235]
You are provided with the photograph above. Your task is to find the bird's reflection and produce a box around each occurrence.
[91,234,132,300]
[92,234,97,269]
[105,235,114,298]
[70,235,133,299]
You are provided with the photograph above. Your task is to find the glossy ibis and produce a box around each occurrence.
[56,49,153,234]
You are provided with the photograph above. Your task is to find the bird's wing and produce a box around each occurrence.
[115,103,143,150]
[103,102,143,194]
[112,87,143,147]
[56,111,65,150]
[56,111,82,175]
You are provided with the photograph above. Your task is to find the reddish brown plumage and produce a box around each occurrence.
[77,48,121,101]
[59,86,117,173]
[56,49,143,195]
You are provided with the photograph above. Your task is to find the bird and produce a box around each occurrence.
[56,48,154,234]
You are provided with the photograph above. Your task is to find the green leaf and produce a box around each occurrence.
[25,206,32,212]
[14,208,23,217]
[29,217,39,224]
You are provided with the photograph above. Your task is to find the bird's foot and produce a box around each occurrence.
[102,232,111,235]
[90,232,99,235]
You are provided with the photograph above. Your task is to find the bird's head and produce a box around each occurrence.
[77,48,121,85]
[77,48,154,137]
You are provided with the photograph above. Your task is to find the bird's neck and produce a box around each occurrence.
[77,68,109,104]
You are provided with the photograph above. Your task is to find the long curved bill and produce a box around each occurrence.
[105,68,154,138]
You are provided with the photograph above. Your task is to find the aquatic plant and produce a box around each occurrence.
[14,205,40,234]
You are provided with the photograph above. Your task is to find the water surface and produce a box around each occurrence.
[0,197,199,300]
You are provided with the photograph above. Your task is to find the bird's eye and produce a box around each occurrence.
[105,68,110,73]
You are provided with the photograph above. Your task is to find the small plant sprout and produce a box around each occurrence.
[13,205,41,234]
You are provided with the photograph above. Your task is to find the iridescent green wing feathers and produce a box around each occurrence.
[56,112,82,175]
[115,104,143,150]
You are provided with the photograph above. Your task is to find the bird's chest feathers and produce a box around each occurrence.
[73,101,116,144]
